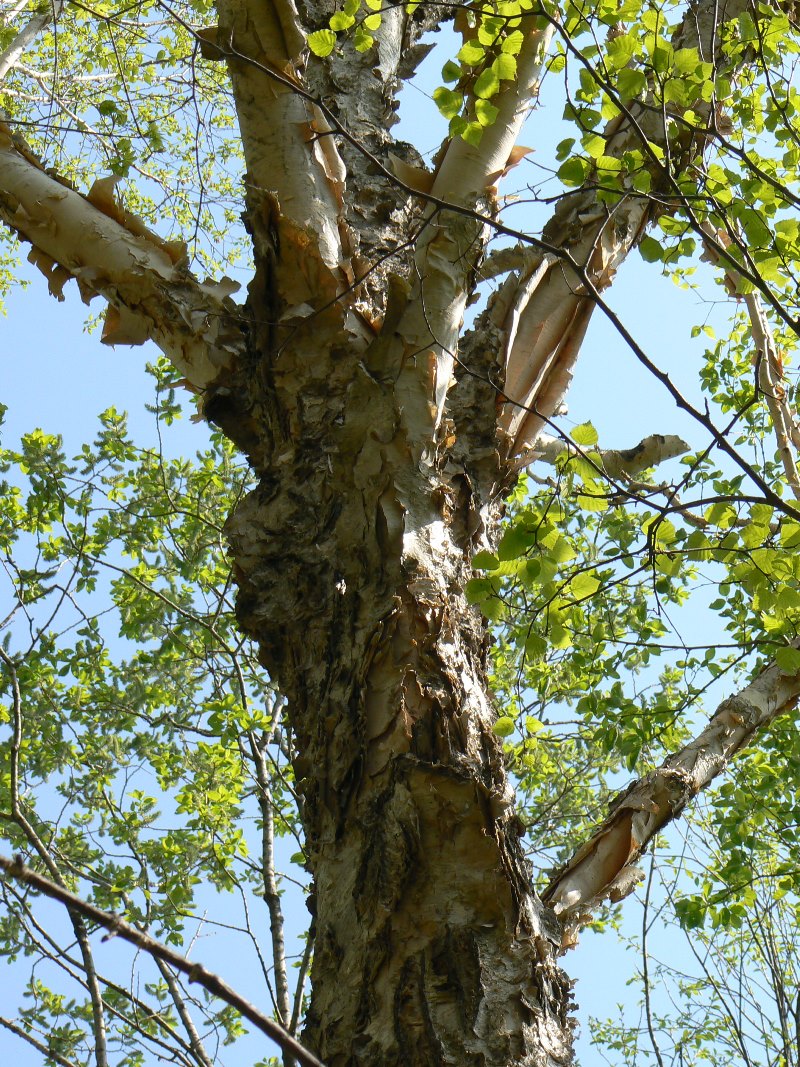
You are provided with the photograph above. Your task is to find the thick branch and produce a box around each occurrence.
[0,127,246,390]
[523,432,690,478]
[394,20,555,437]
[543,649,800,948]
[0,855,326,1067]
[215,0,354,314]
[495,0,756,455]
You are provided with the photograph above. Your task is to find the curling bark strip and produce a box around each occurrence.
[495,0,758,456]
[543,650,800,948]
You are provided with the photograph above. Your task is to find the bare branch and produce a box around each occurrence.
[153,958,215,1067]
[0,854,327,1067]
[700,223,800,500]
[543,648,800,948]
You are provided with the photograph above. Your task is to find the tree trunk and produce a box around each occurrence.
[223,349,573,1064]
[197,5,577,1061]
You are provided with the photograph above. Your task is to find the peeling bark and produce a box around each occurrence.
[543,651,800,949]
[202,8,579,1062]
[220,277,574,1063]
[0,127,247,390]
[517,432,690,478]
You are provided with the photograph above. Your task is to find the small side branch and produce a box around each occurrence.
[153,958,214,1067]
[543,648,800,948]
[0,0,64,82]
[519,431,690,477]
[0,1014,80,1067]
[0,855,327,1067]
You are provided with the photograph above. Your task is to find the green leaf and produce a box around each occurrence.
[472,550,499,570]
[329,12,355,31]
[475,98,499,126]
[353,28,374,50]
[501,29,525,54]
[569,572,601,599]
[474,67,500,99]
[441,60,462,83]
[776,647,800,674]
[558,156,589,186]
[308,29,336,56]
[493,715,516,737]
[457,41,485,66]
[462,122,484,146]
[433,86,464,120]
[492,53,517,81]
[583,133,606,158]
[638,235,663,262]
[616,67,646,99]
[570,422,599,447]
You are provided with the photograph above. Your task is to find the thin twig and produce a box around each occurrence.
[641,854,666,1067]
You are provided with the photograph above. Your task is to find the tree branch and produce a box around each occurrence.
[700,222,800,500]
[495,0,758,455]
[0,1013,80,1067]
[520,431,690,477]
[0,126,246,390]
[0,854,327,1067]
[543,648,800,948]
[0,0,64,82]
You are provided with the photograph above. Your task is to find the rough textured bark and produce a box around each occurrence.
[187,7,576,1063]
[2,0,798,1063]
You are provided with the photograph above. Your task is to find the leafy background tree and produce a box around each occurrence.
[2,0,800,1064]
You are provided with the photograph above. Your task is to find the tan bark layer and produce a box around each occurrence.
[543,651,800,948]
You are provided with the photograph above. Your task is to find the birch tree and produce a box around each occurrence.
[3,0,800,1064]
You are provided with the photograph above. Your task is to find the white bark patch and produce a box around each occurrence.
[0,128,246,388]
[219,0,354,306]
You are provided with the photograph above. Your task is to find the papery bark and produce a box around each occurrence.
[544,651,800,948]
